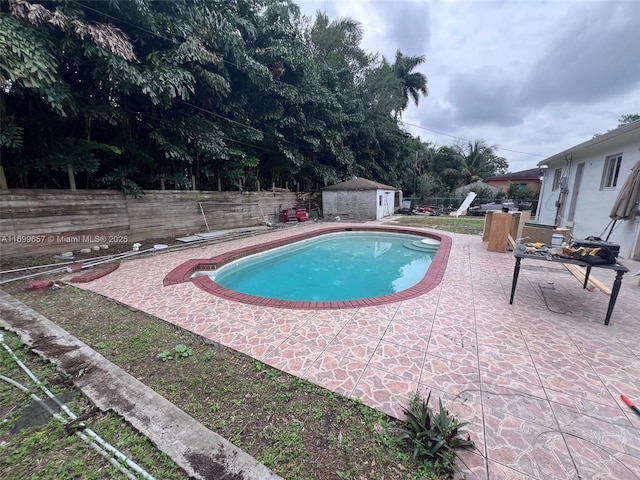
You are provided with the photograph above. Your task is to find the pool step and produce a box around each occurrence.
[403,240,440,252]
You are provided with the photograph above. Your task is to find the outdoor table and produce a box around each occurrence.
[509,252,629,325]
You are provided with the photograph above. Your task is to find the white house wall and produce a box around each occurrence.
[537,135,640,259]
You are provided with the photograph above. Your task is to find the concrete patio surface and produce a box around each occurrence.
[67,221,640,479]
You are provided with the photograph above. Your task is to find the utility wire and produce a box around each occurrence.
[398,119,549,158]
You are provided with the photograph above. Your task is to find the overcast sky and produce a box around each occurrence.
[296,0,640,172]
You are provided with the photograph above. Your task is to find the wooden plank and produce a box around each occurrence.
[508,212,521,243]
[132,199,202,206]
[585,274,612,296]
[14,215,129,231]
[506,211,531,242]
[14,221,131,236]
[563,264,612,295]
[129,217,201,225]
[3,206,125,218]
[1,197,125,209]
[487,212,511,253]
[564,264,596,291]
[127,207,202,217]
[2,200,126,212]
[7,206,128,219]
[482,211,494,242]
[484,211,532,249]
[515,211,531,240]
[0,218,16,231]
[132,228,191,239]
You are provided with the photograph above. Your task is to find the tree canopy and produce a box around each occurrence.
[1,0,509,197]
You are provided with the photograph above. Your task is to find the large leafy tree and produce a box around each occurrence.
[2,0,507,198]
[402,139,448,199]
[348,49,428,186]
[0,0,140,189]
[428,145,465,192]
[241,2,329,190]
[298,12,372,186]
[1,0,244,192]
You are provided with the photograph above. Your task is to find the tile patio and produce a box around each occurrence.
[71,222,640,479]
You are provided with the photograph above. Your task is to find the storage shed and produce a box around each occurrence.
[321,177,401,221]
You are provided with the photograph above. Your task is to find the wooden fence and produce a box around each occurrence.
[0,189,299,256]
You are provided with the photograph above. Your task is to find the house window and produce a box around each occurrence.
[601,154,622,189]
[379,195,382,206]
[551,168,562,191]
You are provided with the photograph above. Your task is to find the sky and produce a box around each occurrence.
[295,0,640,173]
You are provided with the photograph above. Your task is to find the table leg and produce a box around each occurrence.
[509,257,522,304]
[583,265,592,289]
[604,270,625,325]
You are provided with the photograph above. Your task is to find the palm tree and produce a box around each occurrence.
[465,140,507,180]
[442,141,508,187]
[391,50,428,115]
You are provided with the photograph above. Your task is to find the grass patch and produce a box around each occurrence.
[0,281,466,479]
[385,215,485,235]
[0,330,186,480]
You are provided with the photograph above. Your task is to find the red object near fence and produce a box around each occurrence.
[295,209,309,222]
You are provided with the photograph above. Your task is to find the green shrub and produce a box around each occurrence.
[397,391,475,475]
[157,344,192,362]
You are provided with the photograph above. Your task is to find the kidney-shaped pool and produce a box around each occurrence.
[163,226,451,309]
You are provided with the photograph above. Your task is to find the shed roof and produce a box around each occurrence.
[322,177,398,191]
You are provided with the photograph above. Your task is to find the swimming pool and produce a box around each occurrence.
[195,231,438,302]
[164,226,452,309]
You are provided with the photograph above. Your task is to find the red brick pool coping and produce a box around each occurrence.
[163,225,451,309]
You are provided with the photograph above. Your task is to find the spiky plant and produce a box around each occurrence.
[397,391,475,474]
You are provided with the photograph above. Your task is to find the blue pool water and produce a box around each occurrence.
[197,231,439,302]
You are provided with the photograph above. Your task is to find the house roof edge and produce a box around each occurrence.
[537,119,640,167]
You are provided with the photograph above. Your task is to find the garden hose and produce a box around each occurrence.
[0,334,157,480]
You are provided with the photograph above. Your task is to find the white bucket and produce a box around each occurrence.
[551,233,564,247]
